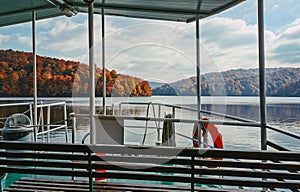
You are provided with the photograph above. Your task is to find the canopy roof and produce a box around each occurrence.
[0,0,244,27]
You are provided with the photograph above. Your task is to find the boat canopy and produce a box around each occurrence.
[0,0,245,27]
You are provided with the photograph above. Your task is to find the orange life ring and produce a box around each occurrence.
[193,118,224,162]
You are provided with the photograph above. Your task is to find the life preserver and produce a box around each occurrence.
[193,118,224,162]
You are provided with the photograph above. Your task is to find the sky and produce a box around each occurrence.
[0,0,300,83]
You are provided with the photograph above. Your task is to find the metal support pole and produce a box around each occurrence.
[102,9,106,115]
[87,1,96,144]
[71,113,76,144]
[64,103,69,143]
[196,18,202,147]
[32,11,38,142]
[47,106,50,142]
[258,0,267,150]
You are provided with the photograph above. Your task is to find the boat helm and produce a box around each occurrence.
[2,113,33,141]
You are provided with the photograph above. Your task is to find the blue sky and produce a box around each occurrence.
[0,0,300,83]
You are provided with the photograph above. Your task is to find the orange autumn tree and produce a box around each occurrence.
[0,49,152,97]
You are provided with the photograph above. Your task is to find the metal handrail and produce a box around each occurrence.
[0,101,69,143]
[115,101,256,123]
[111,102,300,151]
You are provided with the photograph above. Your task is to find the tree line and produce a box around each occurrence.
[0,49,152,97]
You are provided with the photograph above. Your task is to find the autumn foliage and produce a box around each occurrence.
[0,49,152,97]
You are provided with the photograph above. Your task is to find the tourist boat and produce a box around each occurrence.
[0,0,299,191]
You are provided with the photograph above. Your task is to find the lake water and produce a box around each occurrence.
[2,96,298,151]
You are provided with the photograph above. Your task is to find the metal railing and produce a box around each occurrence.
[0,101,69,143]
[110,102,300,151]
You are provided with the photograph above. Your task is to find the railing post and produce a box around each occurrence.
[119,104,122,115]
[258,0,267,151]
[64,103,69,143]
[88,152,94,192]
[172,107,175,118]
[191,156,195,192]
[40,103,44,142]
[156,104,162,146]
[196,18,202,148]
[70,113,76,144]
[47,105,51,142]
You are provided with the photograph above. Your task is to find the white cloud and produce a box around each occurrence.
[0,34,9,44]
[267,19,300,66]
[38,18,88,53]
[17,35,31,47]
[199,16,300,72]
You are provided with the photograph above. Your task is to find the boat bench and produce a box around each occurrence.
[0,141,300,191]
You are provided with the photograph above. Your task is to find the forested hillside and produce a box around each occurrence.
[153,68,300,96]
[0,49,152,97]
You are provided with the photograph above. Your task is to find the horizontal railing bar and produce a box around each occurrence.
[92,162,300,180]
[267,140,290,151]
[125,125,161,130]
[0,151,88,161]
[0,102,32,107]
[92,115,261,127]
[0,141,90,153]
[37,102,66,108]
[1,167,89,177]
[1,142,299,161]
[12,181,89,192]
[116,101,256,123]
[92,155,300,171]
[267,125,300,140]
[20,177,89,185]
[37,125,67,135]
[89,145,300,161]
[94,172,300,189]
[0,159,89,169]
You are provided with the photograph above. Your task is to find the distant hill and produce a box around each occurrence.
[0,49,151,97]
[148,81,164,89]
[152,68,300,97]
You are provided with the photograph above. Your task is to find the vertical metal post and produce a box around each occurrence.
[64,103,69,143]
[47,106,50,142]
[102,8,106,115]
[29,103,33,124]
[196,18,202,147]
[191,156,195,191]
[40,105,44,142]
[32,11,38,142]
[258,0,267,150]
[87,1,96,144]
[119,104,122,115]
[172,107,175,118]
[71,113,76,143]
[88,152,94,192]
[157,104,161,145]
